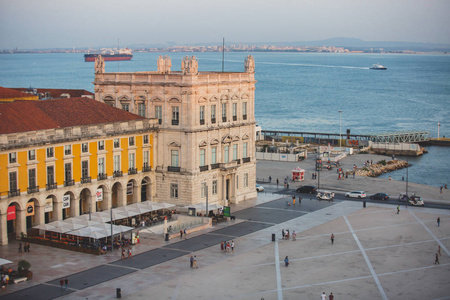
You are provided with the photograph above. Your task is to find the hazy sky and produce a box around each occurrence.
[1,0,450,49]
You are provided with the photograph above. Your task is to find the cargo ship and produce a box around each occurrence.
[84,48,132,62]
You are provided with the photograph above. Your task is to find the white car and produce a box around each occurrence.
[256,184,264,192]
[345,191,366,199]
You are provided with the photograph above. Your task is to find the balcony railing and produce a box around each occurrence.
[158,119,162,124]
[172,119,179,125]
[27,186,40,194]
[46,182,57,190]
[243,114,247,120]
[64,179,75,187]
[8,189,20,198]
[128,168,138,175]
[199,165,209,172]
[220,161,238,170]
[142,165,152,172]
[98,173,108,180]
[234,159,241,165]
[113,171,123,178]
[222,117,227,122]
[168,166,181,172]
[233,116,237,121]
[211,118,216,124]
[81,176,91,184]
[243,157,251,163]
[210,163,220,170]
[200,119,205,125]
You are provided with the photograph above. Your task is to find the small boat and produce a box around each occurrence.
[84,48,132,62]
[370,63,387,70]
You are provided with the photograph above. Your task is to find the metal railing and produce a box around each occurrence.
[113,171,123,178]
[128,168,138,175]
[81,177,91,184]
[27,186,40,194]
[46,182,57,190]
[199,165,209,172]
[64,179,75,187]
[8,189,20,198]
[168,166,181,172]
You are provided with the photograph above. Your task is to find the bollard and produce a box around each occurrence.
[116,288,122,298]
[363,201,366,208]
[272,233,275,242]
[165,233,169,241]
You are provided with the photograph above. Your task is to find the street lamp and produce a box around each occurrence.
[339,110,342,148]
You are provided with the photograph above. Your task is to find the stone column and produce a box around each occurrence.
[133,181,140,204]
[70,195,79,218]
[34,204,46,226]
[53,201,63,221]
[16,209,27,240]
[118,184,126,207]
[0,213,8,245]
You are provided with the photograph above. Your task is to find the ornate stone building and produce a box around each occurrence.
[94,55,257,206]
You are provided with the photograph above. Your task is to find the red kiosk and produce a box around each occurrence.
[292,167,305,181]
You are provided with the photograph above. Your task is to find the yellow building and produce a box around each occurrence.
[0,98,158,245]
[0,86,38,102]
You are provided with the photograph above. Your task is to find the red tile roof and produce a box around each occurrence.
[11,88,94,98]
[0,97,146,135]
[0,87,36,100]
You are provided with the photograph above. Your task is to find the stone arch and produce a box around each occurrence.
[62,191,76,220]
[6,202,21,241]
[45,194,57,223]
[118,95,131,101]
[135,95,146,101]
[126,179,139,205]
[112,181,124,208]
[26,198,39,230]
[141,176,152,202]
[168,141,182,148]
[96,184,110,211]
[79,187,93,216]
[150,96,163,102]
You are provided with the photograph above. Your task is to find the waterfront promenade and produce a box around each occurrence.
[0,155,448,300]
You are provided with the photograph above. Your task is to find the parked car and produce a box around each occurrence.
[296,185,317,194]
[316,191,335,202]
[256,184,264,192]
[345,191,367,199]
[370,193,389,200]
[398,193,425,206]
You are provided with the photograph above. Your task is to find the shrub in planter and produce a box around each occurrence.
[18,260,32,279]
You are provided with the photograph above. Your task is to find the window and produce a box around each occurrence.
[222,103,227,121]
[170,183,179,198]
[28,169,36,188]
[155,106,162,124]
[28,149,36,161]
[243,102,247,119]
[233,144,238,160]
[243,142,248,158]
[47,166,54,184]
[114,138,120,148]
[201,182,207,198]
[122,104,129,112]
[65,163,72,181]
[129,136,135,146]
[9,152,17,164]
[81,143,89,153]
[211,148,217,164]
[232,103,237,120]
[200,105,205,125]
[211,105,216,123]
[9,172,17,191]
[172,106,179,125]
[143,134,149,144]
[143,151,149,167]
[171,150,179,167]
[129,153,135,169]
[244,173,249,187]
[212,180,218,195]
[114,155,120,172]
[200,149,206,166]
[224,146,229,163]
[138,103,146,117]
[46,147,54,158]
[82,161,89,178]
[98,140,105,151]
[98,157,105,174]
[64,145,71,155]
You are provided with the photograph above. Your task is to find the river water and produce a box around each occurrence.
[0,52,449,187]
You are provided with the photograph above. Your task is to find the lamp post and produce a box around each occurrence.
[339,110,342,148]
[438,122,440,140]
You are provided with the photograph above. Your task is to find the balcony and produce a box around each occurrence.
[64,179,75,187]
[8,189,20,198]
[220,161,238,170]
[222,117,227,122]
[233,116,237,121]
[128,168,138,175]
[243,114,247,120]
[210,163,220,170]
[233,159,241,165]
[200,119,205,125]
[142,165,152,172]
[113,171,123,178]
[211,118,216,124]
[243,157,251,163]
[98,173,108,180]
[81,176,91,184]
[46,182,57,190]
[27,186,40,194]
[168,166,180,172]
[172,119,179,126]
[158,119,162,125]
[199,165,209,172]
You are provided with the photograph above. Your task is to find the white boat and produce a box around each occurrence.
[370,63,387,70]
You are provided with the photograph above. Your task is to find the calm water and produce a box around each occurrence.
[1,52,449,187]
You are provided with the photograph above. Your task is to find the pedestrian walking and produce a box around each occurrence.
[329,292,334,300]
[184,228,187,239]
[435,253,440,264]
[26,243,30,252]
[64,278,69,291]
[18,243,22,253]
[276,178,279,188]
[437,217,440,227]
[331,234,335,245]
[193,256,198,268]
[440,186,443,194]
[284,256,289,267]
[282,229,285,239]
[220,241,224,252]
[292,196,296,205]
[59,278,64,291]
[321,292,327,300]
[292,230,296,241]
[226,241,230,253]
[128,248,133,259]
[180,229,183,239]
[269,176,272,183]
[231,240,235,252]
[397,205,400,214]
[190,256,194,268]
[121,248,126,260]
[285,229,289,240]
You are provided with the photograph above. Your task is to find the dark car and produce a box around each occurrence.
[296,185,317,194]
[370,193,389,200]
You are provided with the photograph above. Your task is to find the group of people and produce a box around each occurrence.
[189,255,198,268]
[220,240,235,253]
[18,242,30,253]
[121,247,133,259]
[321,292,334,300]
[0,273,10,291]
[59,278,69,292]
[282,229,296,241]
